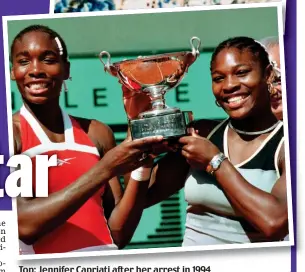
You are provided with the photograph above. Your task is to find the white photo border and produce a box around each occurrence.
[2,2,294,261]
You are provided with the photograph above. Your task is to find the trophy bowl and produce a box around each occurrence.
[99,37,201,140]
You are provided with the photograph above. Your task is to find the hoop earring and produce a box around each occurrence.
[63,76,72,92]
[215,100,221,107]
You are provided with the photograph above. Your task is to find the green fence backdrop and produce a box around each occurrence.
[7,5,279,249]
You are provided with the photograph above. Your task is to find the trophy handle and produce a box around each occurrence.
[184,37,201,73]
[99,51,117,76]
[190,36,201,57]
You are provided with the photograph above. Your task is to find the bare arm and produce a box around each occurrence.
[122,129,190,208]
[95,123,152,248]
[17,160,114,245]
[107,178,151,248]
[107,152,191,247]
[145,152,189,208]
[180,131,288,241]
[213,144,288,240]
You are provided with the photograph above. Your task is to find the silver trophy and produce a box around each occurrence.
[99,37,201,140]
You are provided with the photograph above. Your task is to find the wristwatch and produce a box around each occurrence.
[206,152,227,176]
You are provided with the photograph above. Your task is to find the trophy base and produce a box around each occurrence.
[130,111,193,140]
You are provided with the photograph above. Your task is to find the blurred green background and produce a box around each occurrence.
[7,6,279,249]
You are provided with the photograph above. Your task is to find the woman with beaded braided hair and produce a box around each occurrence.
[123,36,288,245]
[11,25,164,254]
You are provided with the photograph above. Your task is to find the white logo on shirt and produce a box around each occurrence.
[57,157,76,166]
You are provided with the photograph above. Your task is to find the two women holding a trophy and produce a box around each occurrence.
[12,23,288,255]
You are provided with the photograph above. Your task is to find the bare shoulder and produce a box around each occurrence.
[13,111,21,124]
[191,119,223,138]
[12,112,22,154]
[72,116,115,156]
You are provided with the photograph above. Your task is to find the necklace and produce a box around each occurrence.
[228,120,281,136]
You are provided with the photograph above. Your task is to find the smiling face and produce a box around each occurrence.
[211,48,271,120]
[11,31,70,105]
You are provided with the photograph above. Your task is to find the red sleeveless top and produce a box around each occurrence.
[18,105,116,255]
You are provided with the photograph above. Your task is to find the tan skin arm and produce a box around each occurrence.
[144,152,189,207]
[179,131,288,241]
[85,119,124,220]
[124,149,190,208]
[91,120,154,248]
[213,144,288,240]
[14,116,163,247]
